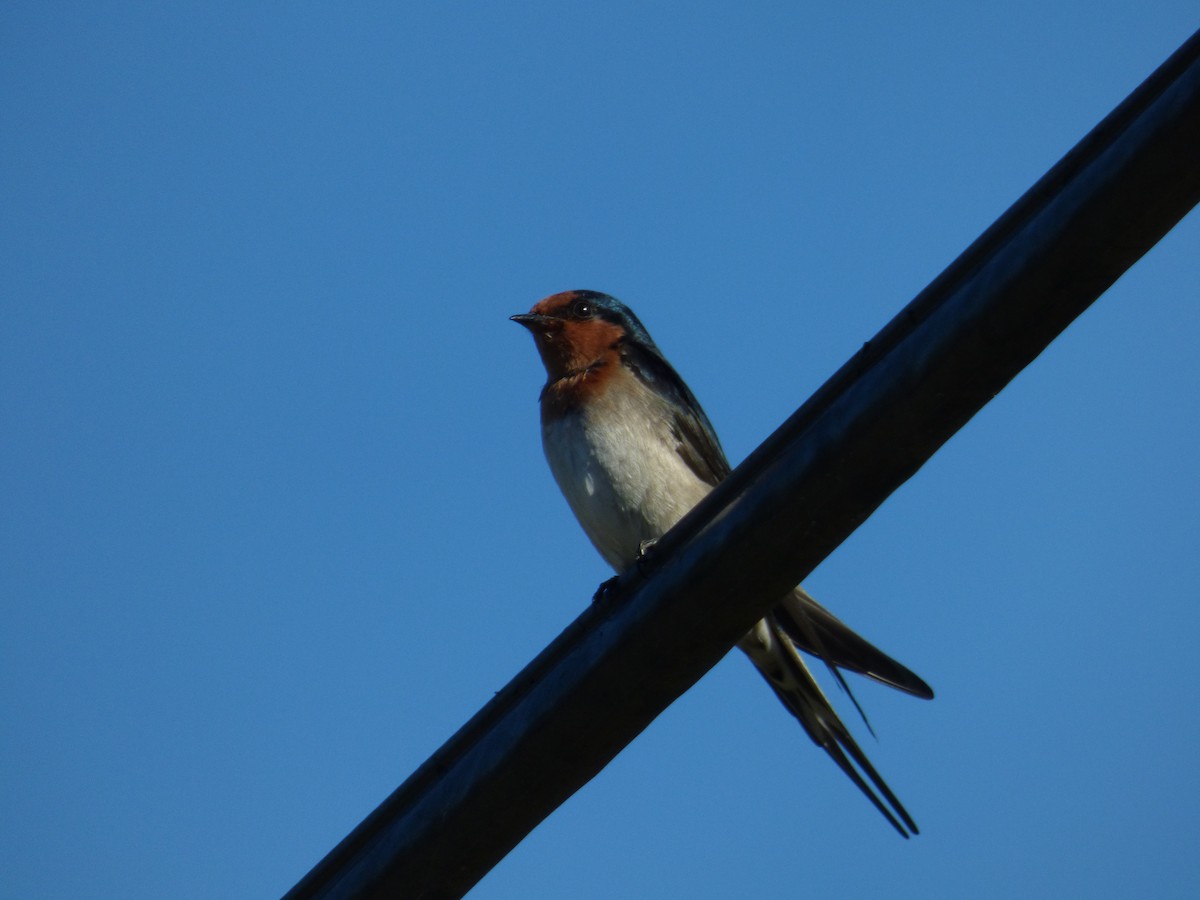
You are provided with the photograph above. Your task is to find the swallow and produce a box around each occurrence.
[512,290,933,837]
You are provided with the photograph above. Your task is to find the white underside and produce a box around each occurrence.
[541,367,712,573]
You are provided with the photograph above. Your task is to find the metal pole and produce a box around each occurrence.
[285,28,1200,900]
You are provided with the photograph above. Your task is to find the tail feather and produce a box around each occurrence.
[772,591,882,738]
[775,588,934,700]
[740,614,921,838]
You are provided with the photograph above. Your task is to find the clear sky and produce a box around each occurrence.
[3,4,1199,899]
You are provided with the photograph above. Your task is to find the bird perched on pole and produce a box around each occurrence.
[512,289,932,837]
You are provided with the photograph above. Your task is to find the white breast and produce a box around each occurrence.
[541,368,713,572]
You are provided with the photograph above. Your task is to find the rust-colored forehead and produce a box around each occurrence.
[529,290,589,316]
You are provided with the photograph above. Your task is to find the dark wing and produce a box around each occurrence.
[619,339,731,487]
[775,588,934,700]
[618,328,931,771]
[620,334,931,696]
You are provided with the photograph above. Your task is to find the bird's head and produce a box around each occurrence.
[511,290,657,383]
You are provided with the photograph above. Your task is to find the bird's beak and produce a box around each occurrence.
[510,313,556,333]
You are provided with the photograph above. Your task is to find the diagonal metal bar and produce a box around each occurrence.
[285,28,1200,900]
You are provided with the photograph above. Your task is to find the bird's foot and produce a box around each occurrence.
[592,575,622,605]
[592,539,661,605]
[636,538,659,577]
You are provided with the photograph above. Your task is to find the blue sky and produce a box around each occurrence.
[3,4,1199,898]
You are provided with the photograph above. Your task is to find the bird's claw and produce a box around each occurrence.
[636,538,659,577]
[592,575,622,605]
[592,539,660,605]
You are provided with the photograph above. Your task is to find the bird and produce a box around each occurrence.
[512,289,934,837]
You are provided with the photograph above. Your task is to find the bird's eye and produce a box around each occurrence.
[570,299,594,319]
